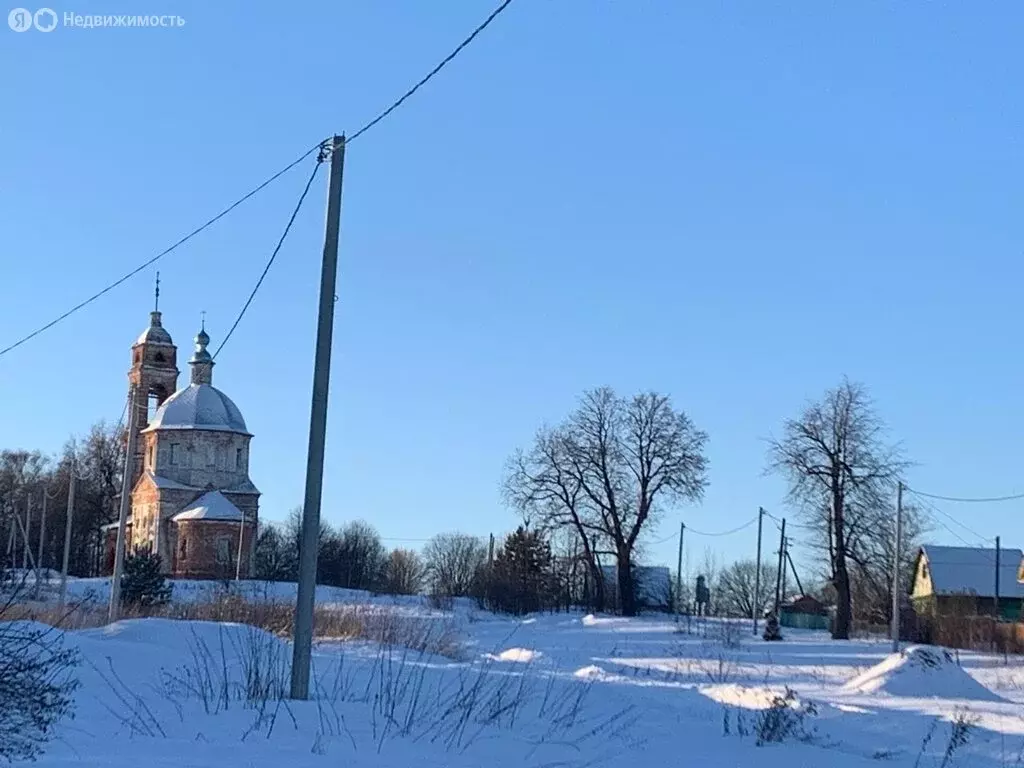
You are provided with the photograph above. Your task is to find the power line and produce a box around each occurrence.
[0,142,323,361]
[905,486,1024,504]
[0,0,512,364]
[213,152,326,359]
[909,491,994,548]
[348,0,514,143]
[687,516,759,537]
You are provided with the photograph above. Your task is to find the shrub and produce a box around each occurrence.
[0,603,80,760]
[754,687,815,745]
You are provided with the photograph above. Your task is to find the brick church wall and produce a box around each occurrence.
[171,520,256,580]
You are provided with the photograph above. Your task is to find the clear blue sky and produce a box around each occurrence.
[2,2,1023,578]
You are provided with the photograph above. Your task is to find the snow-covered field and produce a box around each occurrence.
[10,578,1024,767]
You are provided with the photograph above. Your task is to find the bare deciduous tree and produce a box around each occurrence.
[767,379,907,639]
[718,559,774,619]
[506,388,708,616]
[424,533,487,598]
[384,548,426,596]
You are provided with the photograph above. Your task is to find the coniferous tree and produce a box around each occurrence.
[121,551,172,609]
[485,527,556,615]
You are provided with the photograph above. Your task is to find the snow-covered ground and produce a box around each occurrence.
[10,579,1024,767]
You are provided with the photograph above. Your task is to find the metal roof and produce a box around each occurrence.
[919,545,1024,599]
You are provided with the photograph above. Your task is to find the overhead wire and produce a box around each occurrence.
[907,490,995,549]
[0,142,324,360]
[686,516,759,537]
[904,486,1024,504]
[347,0,514,144]
[213,152,326,359]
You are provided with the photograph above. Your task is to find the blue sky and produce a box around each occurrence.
[2,2,1023,577]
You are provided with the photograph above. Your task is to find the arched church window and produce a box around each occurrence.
[235,448,243,470]
[179,537,187,559]
[154,352,165,363]
[215,537,231,565]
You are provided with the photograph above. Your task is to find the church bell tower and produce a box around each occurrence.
[127,274,179,488]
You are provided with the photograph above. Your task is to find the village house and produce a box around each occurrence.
[103,303,259,579]
[911,544,1024,621]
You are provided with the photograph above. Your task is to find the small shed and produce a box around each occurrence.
[779,594,829,630]
[911,545,1024,620]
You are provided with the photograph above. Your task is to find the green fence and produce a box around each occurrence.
[780,610,829,631]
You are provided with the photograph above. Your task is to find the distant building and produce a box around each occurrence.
[599,565,671,610]
[103,304,259,579]
[779,594,829,630]
[911,545,1024,621]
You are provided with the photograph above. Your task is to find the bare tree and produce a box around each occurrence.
[384,548,425,596]
[767,379,907,639]
[424,533,487,598]
[506,388,708,616]
[718,559,774,619]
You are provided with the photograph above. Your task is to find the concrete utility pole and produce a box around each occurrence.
[291,135,346,701]
[753,507,764,635]
[890,481,903,653]
[108,387,141,623]
[59,457,76,608]
[675,521,685,615]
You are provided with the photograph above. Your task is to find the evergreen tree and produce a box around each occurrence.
[121,551,172,609]
[485,527,555,615]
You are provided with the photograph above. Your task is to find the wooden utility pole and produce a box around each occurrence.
[34,488,50,600]
[23,494,31,570]
[235,506,246,582]
[994,535,1001,621]
[59,457,76,607]
[291,135,346,701]
[773,518,786,614]
[890,481,903,653]
[675,521,685,615]
[779,538,789,606]
[108,386,140,622]
[753,507,764,635]
[38,489,48,573]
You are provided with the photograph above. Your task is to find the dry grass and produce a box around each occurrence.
[5,594,464,659]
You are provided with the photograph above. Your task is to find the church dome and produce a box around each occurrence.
[135,311,173,346]
[142,383,249,434]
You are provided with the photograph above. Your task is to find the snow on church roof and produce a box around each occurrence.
[172,491,244,522]
[142,383,249,435]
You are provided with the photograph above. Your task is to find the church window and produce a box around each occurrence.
[207,445,216,467]
[154,352,165,363]
[169,444,179,465]
[235,448,243,470]
[215,537,231,565]
[179,537,187,559]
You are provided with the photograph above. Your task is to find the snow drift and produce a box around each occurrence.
[842,646,1005,702]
